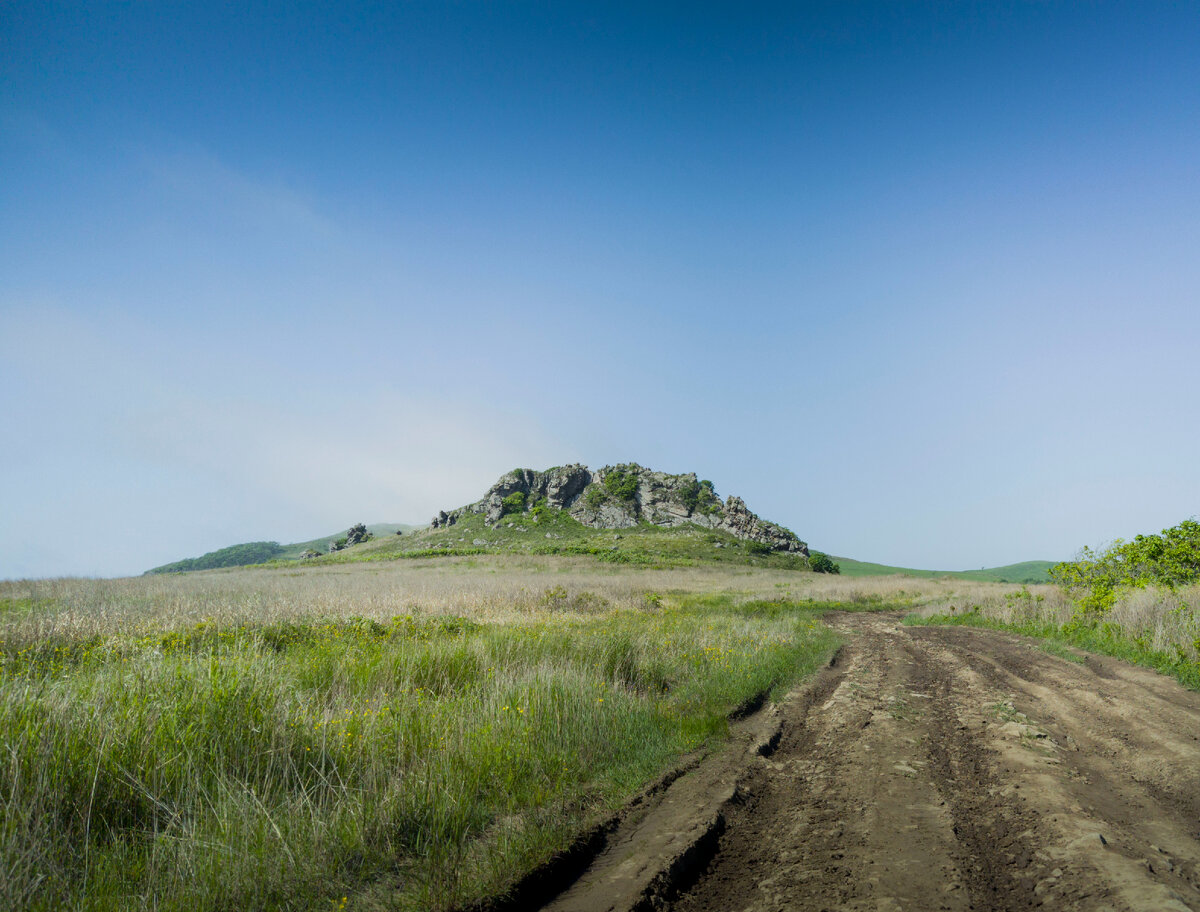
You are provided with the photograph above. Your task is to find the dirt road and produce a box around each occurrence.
[541,613,1200,912]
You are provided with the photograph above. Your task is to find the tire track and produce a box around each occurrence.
[540,613,1200,912]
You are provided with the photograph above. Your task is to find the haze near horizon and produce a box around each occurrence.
[3,2,1199,579]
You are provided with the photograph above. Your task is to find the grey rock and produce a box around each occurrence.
[430,463,808,555]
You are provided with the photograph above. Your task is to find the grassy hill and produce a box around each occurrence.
[283,507,816,571]
[292,512,1051,580]
[834,557,1054,584]
[145,523,419,574]
[144,511,1052,583]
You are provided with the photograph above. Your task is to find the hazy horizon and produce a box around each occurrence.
[4,2,1199,579]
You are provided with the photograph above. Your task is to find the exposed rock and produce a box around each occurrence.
[434,464,594,527]
[431,463,808,554]
[719,496,807,553]
[345,523,370,546]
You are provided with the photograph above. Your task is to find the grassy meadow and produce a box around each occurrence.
[0,558,863,912]
[7,548,1194,910]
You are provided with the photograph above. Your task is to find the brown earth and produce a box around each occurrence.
[539,613,1200,912]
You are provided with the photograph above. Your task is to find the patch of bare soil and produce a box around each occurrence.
[538,613,1200,912]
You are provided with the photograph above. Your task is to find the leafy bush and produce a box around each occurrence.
[674,478,719,512]
[603,466,640,503]
[1050,519,1200,615]
[809,552,841,574]
[500,492,527,516]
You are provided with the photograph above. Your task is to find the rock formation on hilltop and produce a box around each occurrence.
[432,463,808,554]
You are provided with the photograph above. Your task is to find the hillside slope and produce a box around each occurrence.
[834,557,1054,584]
[145,523,419,574]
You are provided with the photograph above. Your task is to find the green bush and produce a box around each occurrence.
[500,492,527,516]
[603,467,640,503]
[676,479,702,511]
[1050,518,1200,616]
[809,552,841,574]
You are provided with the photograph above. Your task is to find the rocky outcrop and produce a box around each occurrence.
[719,496,806,553]
[432,464,594,527]
[432,463,808,554]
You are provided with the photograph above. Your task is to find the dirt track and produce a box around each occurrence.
[541,613,1200,912]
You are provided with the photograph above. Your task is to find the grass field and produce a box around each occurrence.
[0,561,856,912]
[905,581,1200,691]
[7,552,1154,911]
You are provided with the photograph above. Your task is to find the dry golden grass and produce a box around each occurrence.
[0,558,1064,638]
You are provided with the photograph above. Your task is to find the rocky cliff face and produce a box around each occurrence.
[431,463,808,554]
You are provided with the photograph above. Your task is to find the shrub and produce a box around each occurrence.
[603,467,640,503]
[1051,518,1200,616]
[809,552,841,574]
[500,492,527,516]
[676,479,702,511]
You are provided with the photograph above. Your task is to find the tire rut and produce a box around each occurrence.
[539,613,1200,912]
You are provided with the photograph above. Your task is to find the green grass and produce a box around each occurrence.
[835,558,1054,584]
[0,596,839,911]
[904,611,1200,691]
[0,597,52,617]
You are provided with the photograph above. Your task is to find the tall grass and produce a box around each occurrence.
[907,583,1200,690]
[0,592,836,911]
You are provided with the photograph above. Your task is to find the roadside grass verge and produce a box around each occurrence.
[904,610,1200,691]
[0,595,837,911]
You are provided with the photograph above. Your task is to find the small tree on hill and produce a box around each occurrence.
[809,552,841,574]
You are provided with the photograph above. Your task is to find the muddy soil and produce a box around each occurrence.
[541,613,1200,912]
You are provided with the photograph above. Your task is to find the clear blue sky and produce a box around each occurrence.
[3,2,1199,578]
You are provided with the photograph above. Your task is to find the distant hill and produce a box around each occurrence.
[145,524,419,574]
[286,464,817,571]
[834,558,1055,584]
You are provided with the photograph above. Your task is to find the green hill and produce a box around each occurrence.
[145,524,419,574]
[833,558,1054,584]
[292,507,814,571]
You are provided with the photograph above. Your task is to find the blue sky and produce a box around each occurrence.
[3,2,1199,578]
